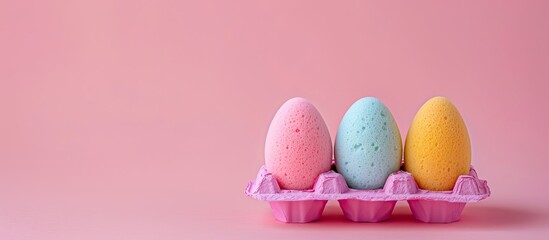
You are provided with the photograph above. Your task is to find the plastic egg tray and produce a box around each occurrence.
[245,165,490,223]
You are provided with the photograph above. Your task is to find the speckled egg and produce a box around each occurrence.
[334,97,402,190]
[404,96,471,191]
[265,97,332,190]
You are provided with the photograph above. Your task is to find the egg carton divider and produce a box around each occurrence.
[245,165,490,223]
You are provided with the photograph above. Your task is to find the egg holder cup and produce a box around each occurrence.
[245,165,490,223]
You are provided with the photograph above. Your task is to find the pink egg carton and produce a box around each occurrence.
[245,165,490,223]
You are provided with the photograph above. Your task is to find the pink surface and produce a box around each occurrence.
[1,0,548,239]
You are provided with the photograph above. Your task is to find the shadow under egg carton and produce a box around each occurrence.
[245,165,490,223]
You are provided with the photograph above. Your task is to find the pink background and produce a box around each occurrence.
[1,0,548,239]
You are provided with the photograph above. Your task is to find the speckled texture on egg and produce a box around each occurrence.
[404,96,471,191]
[334,97,402,190]
[265,97,332,190]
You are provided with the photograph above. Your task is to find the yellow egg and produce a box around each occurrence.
[404,97,471,191]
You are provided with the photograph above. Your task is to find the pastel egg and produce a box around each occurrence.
[334,97,402,190]
[404,96,471,191]
[265,97,332,190]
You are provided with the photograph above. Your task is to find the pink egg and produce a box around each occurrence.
[265,97,332,190]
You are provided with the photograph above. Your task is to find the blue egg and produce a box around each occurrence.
[335,97,402,190]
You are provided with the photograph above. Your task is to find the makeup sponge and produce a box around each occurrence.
[265,97,332,190]
[335,97,402,190]
[404,97,471,191]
